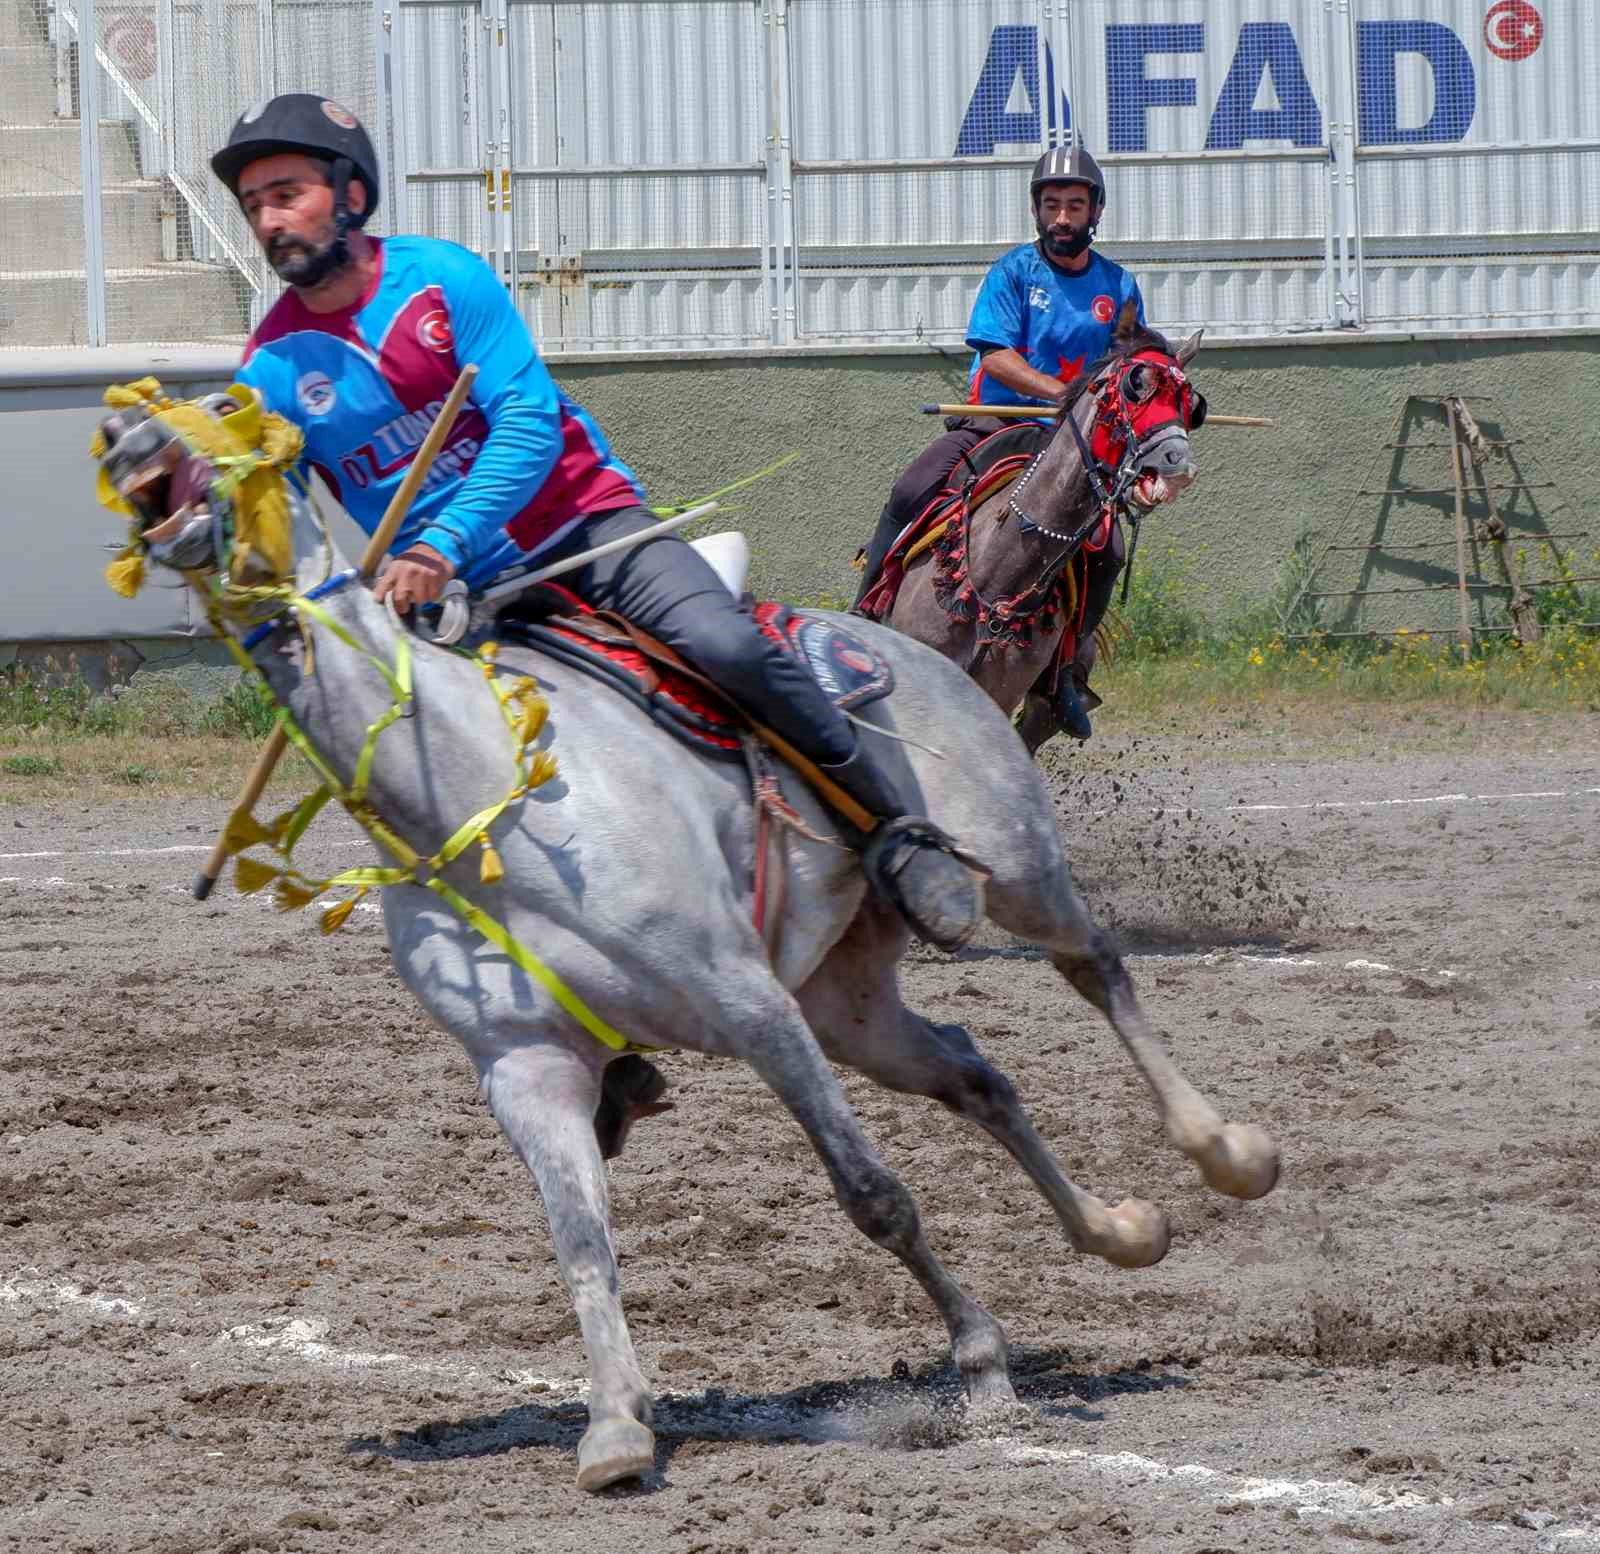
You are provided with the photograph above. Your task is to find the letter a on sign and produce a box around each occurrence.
[955,26,1071,156]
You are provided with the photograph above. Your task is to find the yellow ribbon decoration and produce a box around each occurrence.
[211,590,639,1055]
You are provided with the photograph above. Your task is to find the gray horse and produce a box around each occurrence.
[102,412,1276,1494]
[882,306,1203,754]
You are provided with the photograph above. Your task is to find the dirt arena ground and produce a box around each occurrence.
[2,705,1598,1553]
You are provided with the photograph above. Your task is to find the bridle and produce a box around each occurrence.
[1006,348,1203,545]
[942,346,1202,672]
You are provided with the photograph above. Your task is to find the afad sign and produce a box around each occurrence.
[955,4,1547,156]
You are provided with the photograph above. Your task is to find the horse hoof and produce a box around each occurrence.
[576,1416,656,1492]
[1099,1197,1170,1268]
[1197,1123,1280,1201]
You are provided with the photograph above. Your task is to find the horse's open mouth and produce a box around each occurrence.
[1132,470,1195,508]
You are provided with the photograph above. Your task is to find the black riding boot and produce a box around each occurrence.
[820,744,985,951]
[851,503,903,611]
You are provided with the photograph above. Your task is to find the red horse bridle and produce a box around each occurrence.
[1006,348,1206,547]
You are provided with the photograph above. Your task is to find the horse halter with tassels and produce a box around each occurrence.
[1006,349,1205,549]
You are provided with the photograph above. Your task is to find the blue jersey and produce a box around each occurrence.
[965,245,1145,408]
[238,235,643,589]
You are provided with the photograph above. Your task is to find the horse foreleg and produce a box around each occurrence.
[728,976,1016,1411]
[799,905,1170,1270]
[988,874,1280,1201]
[475,1038,656,1491]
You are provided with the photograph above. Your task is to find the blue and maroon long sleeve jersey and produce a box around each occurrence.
[237,235,643,588]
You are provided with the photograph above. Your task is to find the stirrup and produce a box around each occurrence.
[863,817,988,952]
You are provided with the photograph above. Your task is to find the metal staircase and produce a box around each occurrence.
[0,0,250,347]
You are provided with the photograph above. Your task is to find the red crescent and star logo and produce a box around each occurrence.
[416,309,454,353]
[1484,0,1543,61]
[1091,294,1116,325]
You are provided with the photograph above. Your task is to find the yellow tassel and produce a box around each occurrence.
[479,641,499,663]
[526,750,559,789]
[319,892,362,935]
[479,834,505,886]
[234,856,280,895]
[222,808,278,855]
[272,877,321,913]
[103,377,162,409]
[103,550,146,598]
[517,693,549,746]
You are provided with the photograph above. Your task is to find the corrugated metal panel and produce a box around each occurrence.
[795,257,1334,345]
[1359,254,1600,329]
[9,0,1600,353]
[498,0,767,347]
[789,0,1341,338]
[395,0,483,252]
[1350,0,1600,322]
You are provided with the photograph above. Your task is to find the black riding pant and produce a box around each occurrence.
[531,505,856,766]
[854,419,1002,606]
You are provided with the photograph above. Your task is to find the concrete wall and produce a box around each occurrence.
[3,331,1596,671]
[560,331,1600,636]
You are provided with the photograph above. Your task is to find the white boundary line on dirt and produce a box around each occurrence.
[4,783,1598,868]
[220,1315,583,1397]
[0,1270,1466,1525]
[0,841,368,863]
[1001,1442,1448,1520]
[1132,950,1461,981]
[1228,786,1600,814]
[0,1270,143,1319]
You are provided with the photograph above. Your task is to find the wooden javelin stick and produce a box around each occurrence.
[918,402,1275,428]
[192,363,480,901]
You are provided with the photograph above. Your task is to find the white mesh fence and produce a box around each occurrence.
[0,0,1595,351]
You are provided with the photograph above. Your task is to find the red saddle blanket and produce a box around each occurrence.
[496,598,894,761]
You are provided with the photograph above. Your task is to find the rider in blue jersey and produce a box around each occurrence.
[853,146,1142,736]
[210,94,983,958]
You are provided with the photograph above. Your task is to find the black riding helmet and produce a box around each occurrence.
[211,93,380,233]
[1030,143,1105,209]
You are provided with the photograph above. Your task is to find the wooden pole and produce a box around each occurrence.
[1455,398,1541,645]
[917,402,1273,428]
[1445,397,1476,659]
[192,363,480,901]
[358,364,479,577]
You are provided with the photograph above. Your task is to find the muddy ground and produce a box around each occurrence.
[2,707,1598,1553]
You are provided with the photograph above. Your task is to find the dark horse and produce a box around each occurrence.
[860,303,1206,753]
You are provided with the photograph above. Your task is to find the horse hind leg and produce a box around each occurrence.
[475,1037,656,1491]
[987,864,1281,1202]
[797,904,1171,1271]
[724,972,1016,1411]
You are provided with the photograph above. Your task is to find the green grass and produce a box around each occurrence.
[1,662,285,800]
[2,753,62,777]
[1101,535,1600,716]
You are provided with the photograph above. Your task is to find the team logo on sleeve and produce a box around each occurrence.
[1027,285,1051,313]
[416,309,454,353]
[296,370,337,416]
[1092,294,1115,324]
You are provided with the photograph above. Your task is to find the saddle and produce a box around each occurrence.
[494,584,894,764]
[857,421,1053,622]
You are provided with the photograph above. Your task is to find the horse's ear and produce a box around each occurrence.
[1176,327,1204,366]
[1115,299,1141,340]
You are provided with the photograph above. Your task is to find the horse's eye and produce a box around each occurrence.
[1124,365,1155,402]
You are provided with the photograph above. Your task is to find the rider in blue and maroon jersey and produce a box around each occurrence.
[853,146,1142,737]
[211,95,982,954]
